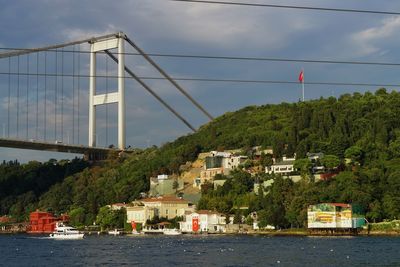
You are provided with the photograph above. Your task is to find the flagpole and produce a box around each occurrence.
[302,69,305,102]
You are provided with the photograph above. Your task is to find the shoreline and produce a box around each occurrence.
[2,229,400,237]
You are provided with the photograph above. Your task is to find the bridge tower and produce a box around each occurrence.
[88,32,126,150]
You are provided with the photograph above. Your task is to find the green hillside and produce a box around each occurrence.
[2,88,400,227]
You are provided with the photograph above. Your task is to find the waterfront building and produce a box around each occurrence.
[126,196,191,225]
[307,203,366,230]
[179,210,226,233]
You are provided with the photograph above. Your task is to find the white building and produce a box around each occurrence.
[266,156,296,175]
[179,210,226,233]
[200,151,248,184]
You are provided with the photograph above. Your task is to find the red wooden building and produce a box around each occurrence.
[27,211,69,234]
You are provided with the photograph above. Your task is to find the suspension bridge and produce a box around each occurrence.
[0,32,212,160]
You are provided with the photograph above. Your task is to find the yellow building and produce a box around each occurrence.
[126,205,156,224]
[126,196,190,225]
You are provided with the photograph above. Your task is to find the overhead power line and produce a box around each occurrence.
[3,47,400,67]
[172,0,400,16]
[1,71,399,88]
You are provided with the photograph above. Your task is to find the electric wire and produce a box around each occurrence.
[171,0,400,16]
[2,71,400,88]
[4,47,400,67]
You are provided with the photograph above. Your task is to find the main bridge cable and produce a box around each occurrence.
[124,36,214,121]
[104,50,197,132]
[171,0,400,16]
[0,33,121,59]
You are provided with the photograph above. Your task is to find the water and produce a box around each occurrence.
[1,234,400,266]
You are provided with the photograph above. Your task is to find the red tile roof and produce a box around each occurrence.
[141,196,189,204]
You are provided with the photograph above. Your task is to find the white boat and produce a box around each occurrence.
[131,230,142,235]
[163,228,182,236]
[108,229,121,235]
[49,222,84,240]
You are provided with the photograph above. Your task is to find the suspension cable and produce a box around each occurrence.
[61,48,64,142]
[17,55,20,138]
[7,57,10,138]
[77,44,80,144]
[44,52,47,141]
[55,49,58,141]
[26,54,29,140]
[72,45,75,144]
[105,53,109,147]
[124,36,214,121]
[105,50,196,132]
[36,53,39,140]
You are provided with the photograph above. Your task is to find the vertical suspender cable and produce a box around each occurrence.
[61,48,64,142]
[72,45,75,144]
[7,57,10,138]
[44,52,47,140]
[106,54,108,147]
[16,55,20,138]
[36,53,39,140]
[26,54,29,139]
[77,44,80,144]
[55,49,58,140]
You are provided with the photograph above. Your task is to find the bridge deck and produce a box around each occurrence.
[0,138,118,160]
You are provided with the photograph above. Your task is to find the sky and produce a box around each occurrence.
[1,0,400,163]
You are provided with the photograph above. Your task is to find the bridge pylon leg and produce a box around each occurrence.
[88,32,126,150]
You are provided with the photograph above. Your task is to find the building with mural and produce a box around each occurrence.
[307,203,366,229]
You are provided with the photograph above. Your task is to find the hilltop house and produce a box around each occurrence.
[265,155,296,176]
[198,151,247,186]
[149,174,184,197]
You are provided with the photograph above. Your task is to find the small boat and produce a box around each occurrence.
[131,230,142,235]
[49,222,84,240]
[108,229,121,235]
[163,228,182,236]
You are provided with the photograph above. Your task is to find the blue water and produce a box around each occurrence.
[1,234,400,266]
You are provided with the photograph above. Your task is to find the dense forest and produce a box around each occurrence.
[2,88,400,228]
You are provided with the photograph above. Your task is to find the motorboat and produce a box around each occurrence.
[163,228,182,236]
[49,222,84,240]
[108,229,122,235]
[131,230,142,235]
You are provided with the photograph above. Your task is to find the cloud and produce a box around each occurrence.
[126,1,314,51]
[61,26,119,42]
[350,17,400,56]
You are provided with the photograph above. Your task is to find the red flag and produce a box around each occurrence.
[192,217,199,232]
[298,70,304,83]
